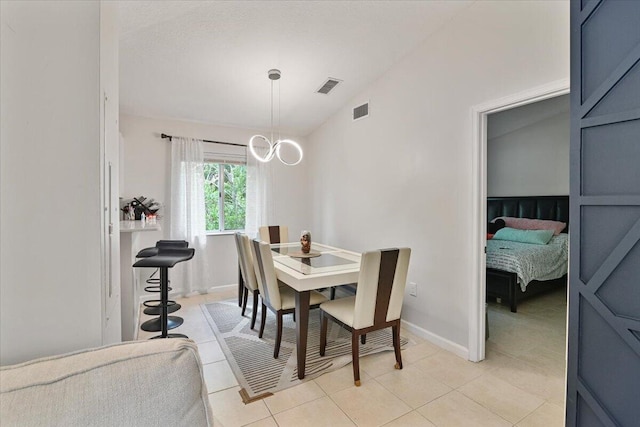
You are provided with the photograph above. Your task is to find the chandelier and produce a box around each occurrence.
[249,69,303,166]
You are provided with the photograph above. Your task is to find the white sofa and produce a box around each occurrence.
[0,338,214,426]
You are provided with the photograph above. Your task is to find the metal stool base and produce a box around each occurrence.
[140,316,183,332]
[143,301,181,316]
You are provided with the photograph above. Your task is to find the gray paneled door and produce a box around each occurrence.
[567,0,640,425]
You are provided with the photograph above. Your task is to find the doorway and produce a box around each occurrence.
[468,79,570,362]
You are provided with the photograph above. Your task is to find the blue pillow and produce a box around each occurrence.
[493,227,554,245]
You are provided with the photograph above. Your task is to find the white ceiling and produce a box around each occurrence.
[118,0,473,136]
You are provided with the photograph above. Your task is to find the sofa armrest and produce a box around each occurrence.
[1,338,214,426]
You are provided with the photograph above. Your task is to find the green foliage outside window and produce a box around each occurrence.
[223,164,246,230]
[204,163,220,231]
[204,162,246,231]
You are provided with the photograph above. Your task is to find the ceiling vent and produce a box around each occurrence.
[353,102,369,121]
[316,78,342,95]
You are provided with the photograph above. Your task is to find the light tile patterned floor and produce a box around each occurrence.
[137,286,567,426]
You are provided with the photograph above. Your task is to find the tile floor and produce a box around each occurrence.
[137,286,567,427]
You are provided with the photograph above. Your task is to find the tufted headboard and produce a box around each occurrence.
[487,195,569,233]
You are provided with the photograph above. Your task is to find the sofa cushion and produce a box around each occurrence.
[0,338,214,427]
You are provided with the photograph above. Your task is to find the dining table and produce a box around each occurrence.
[269,242,361,379]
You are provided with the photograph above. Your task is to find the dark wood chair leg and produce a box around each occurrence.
[250,291,259,330]
[352,331,361,386]
[392,322,402,369]
[238,265,243,307]
[274,311,283,358]
[241,286,248,316]
[259,302,267,338]
[361,334,366,345]
[319,312,327,356]
[330,287,336,300]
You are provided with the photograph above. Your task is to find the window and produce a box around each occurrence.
[204,161,246,232]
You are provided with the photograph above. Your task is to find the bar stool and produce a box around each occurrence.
[137,240,188,316]
[133,247,195,339]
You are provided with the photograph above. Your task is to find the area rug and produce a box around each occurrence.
[201,299,411,403]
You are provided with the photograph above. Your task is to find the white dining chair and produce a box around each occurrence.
[319,247,411,386]
[259,225,289,244]
[234,233,260,330]
[250,239,328,358]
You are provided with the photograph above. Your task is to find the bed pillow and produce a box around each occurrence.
[494,217,566,235]
[487,218,506,234]
[493,227,554,245]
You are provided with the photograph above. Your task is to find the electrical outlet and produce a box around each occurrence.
[409,282,417,297]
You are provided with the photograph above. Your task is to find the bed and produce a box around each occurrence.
[486,196,569,312]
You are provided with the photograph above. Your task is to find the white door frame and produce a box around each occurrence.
[468,79,570,362]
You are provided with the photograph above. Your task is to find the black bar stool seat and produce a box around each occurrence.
[133,248,195,269]
[136,247,160,258]
[136,241,188,315]
[156,240,189,248]
[134,247,195,339]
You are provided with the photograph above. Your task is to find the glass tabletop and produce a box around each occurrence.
[270,242,333,256]
[270,243,360,275]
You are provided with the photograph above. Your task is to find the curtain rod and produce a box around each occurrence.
[160,133,246,148]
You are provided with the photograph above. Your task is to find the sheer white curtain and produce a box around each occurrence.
[245,146,273,239]
[169,137,208,294]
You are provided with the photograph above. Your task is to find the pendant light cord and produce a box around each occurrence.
[270,79,274,144]
[269,77,282,142]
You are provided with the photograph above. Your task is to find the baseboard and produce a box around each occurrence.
[206,283,238,293]
[401,319,470,360]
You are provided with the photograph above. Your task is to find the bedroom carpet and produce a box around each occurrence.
[201,299,411,403]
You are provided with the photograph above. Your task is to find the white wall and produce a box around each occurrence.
[306,0,569,351]
[1,1,104,364]
[487,95,569,196]
[100,1,122,344]
[119,114,309,291]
